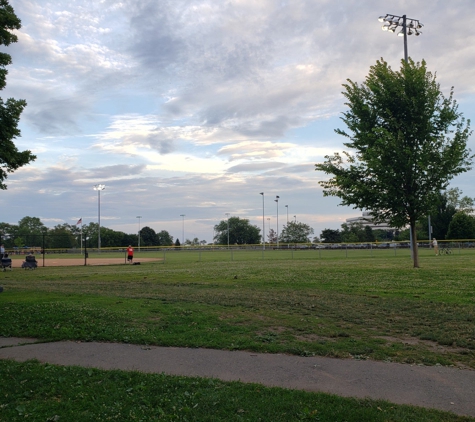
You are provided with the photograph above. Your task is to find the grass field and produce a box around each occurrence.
[1,250,474,421]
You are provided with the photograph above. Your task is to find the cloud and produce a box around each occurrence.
[2,0,474,243]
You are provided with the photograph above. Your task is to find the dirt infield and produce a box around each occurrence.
[16,257,163,267]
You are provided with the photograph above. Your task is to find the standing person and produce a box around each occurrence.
[0,244,4,258]
[127,245,134,263]
[432,238,438,256]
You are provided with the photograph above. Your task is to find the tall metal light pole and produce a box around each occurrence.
[379,13,423,259]
[136,216,142,251]
[285,205,288,224]
[180,214,185,246]
[93,184,105,252]
[275,196,279,248]
[267,218,271,243]
[294,215,297,222]
[260,193,265,250]
[225,213,230,249]
[379,13,423,63]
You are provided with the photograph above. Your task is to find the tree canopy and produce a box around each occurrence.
[279,221,314,243]
[214,216,261,245]
[446,213,475,240]
[0,0,35,189]
[316,58,473,267]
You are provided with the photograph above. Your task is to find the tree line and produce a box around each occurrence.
[319,188,475,243]
[0,217,177,250]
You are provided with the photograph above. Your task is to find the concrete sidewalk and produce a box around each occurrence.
[1,337,474,418]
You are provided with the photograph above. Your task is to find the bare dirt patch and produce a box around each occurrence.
[29,257,163,267]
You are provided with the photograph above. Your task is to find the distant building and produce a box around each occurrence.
[346,211,394,231]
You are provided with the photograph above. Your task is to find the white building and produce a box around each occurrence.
[345,211,394,231]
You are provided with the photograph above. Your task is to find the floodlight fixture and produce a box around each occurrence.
[378,13,423,62]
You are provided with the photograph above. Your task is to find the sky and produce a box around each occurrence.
[1,0,475,243]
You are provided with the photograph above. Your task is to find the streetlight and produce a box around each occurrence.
[225,213,230,249]
[275,196,279,248]
[180,214,185,246]
[93,184,105,252]
[260,193,265,250]
[285,205,289,224]
[136,216,142,251]
[378,14,423,62]
[294,215,297,222]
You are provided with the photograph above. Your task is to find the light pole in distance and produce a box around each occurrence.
[93,184,105,252]
[136,216,142,251]
[180,214,185,246]
[260,192,265,250]
[285,205,289,224]
[225,213,230,249]
[267,218,271,244]
[275,196,279,248]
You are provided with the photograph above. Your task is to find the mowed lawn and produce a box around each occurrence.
[1,249,474,421]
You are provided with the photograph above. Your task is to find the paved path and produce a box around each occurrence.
[1,337,474,418]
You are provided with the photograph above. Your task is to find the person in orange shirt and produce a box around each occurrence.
[127,245,134,263]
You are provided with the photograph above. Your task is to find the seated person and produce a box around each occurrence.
[22,253,37,269]
[1,253,12,270]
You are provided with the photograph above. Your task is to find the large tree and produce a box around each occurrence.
[0,0,35,189]
[446,213,475,240]
[320,228,342,244]
[139,226,157,246]
[214,216,261,245]
[279,221,314,243]
[316,59,473,267]
[156,230,173,246]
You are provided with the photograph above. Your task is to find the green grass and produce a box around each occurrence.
[0,360,472,421]
[1,252,474,367]
[1,251,475,420]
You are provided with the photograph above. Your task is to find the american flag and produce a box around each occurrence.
[76,218,82,225]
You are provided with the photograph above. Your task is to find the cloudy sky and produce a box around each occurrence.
[2,0,475,243]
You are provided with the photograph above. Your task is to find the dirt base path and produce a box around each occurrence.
[0,338,474,417]
[14,257,162,267]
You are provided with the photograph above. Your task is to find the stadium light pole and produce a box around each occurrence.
[267,218,271,243]
[136,216,142,251]
[379,13,423,63]
[93,184,105,252]
[379,13,423,260]
[225,213,230,249]
[285,205,289,224]
[260,193,265,250]
[275,196,280,248]
[180,214,185,246]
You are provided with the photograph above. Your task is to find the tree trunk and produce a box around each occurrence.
[410,223,420,268]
